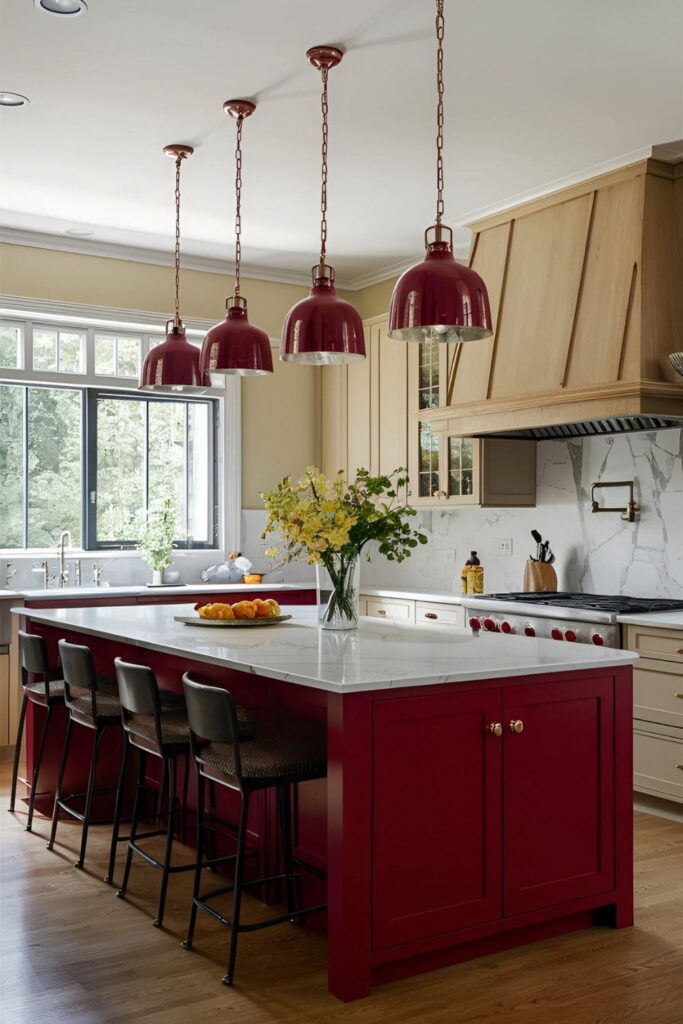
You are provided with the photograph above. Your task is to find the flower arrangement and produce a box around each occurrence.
[261,467,428,628]
[138,497,177,576]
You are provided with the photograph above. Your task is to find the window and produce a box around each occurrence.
[0,322,23,369]
[33,327,85,373]
[0,382,217,550]
[94,332,142,377]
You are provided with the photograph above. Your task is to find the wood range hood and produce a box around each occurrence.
[422,144,683,439]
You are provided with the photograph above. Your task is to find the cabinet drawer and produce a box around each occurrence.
[625,625,683,667]
[415,601,464,627]
[365,597,415,623]
[634,661,683,728]
[633,725,683,803]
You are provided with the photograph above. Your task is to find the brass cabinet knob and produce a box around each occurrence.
[509,719,524,734]
[488,722,503,737]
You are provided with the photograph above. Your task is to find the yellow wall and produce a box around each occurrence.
[0,243,320,506]
[344,277,398,321]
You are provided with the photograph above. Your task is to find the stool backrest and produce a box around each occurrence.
[58,638,100,718]
[18,630,59,699]
[114,657,163,746]
[182,673,243,779]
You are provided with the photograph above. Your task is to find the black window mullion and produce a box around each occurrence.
[22,385,28,548]
[84,390,97,549]
[144,400,150,511]
[184,402,189,543]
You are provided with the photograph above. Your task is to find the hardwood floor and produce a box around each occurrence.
[1,764,682,1024]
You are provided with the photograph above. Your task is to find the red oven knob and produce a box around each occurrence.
[483,618,499,632]
[592,632,604,646]
[565,629,577,643]
[500,620,514,634]
[469,616,481,632]
[524,623,536,637]
[551,627,563,640]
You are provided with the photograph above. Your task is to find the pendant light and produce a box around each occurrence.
[200,101,273,376]
[388,0,493,344]
[140,145,210,392]
[280,46,365,365]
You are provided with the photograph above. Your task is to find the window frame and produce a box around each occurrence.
[85,388,218,551]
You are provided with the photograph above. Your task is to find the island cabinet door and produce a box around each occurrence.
[502,676,615,917]
[372,690,503,951]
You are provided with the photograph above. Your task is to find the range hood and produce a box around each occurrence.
[420,144,683,439]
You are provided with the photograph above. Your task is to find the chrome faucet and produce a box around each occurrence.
[57,530,73,588]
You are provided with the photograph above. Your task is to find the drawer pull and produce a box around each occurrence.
[425,612,438,620]
[377,609,386,616]
[677,765,683,772]
[678,649,683,655]
[676,693,683,700]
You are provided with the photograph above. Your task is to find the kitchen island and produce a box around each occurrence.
[13,603,637,1001]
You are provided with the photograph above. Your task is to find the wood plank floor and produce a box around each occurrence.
[1,765,682,1024]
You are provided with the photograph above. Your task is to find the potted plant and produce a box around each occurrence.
[138,497,177,586]
[261,466,427,630]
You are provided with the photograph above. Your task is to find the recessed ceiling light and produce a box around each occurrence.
[0,92,30,107]
[34,0,88,15]
[65,228,94,236]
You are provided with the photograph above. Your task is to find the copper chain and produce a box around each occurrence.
[234,113,245,295]
[173,154,182,325]
[435,0,445,224]
[319,66,329,265]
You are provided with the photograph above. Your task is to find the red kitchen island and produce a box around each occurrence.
[12,602,637,1002]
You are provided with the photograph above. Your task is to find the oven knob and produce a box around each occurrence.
[592,632,604,646]
[483,617,499,632]
[524,623,536,637]
[551,627,564,641]
[565,629,577,643]
[469,616,481,632]
[500,620,514,634]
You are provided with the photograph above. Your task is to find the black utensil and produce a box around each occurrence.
[531,529,543,562]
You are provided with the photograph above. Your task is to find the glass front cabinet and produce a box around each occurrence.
[408,342,537,508]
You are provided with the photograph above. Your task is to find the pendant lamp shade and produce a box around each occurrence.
[388,226,493,343]
[199,99,273,377]
[389,0,493,345]
[281,264,365,365]
[140,319,210,392]
[201,296,273,376]
[280,46,365,365]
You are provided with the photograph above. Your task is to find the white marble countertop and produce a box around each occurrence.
[617,610,683,631]
[0,582,317,601]
[12,603,637,694]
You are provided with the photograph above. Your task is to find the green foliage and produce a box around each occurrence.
[137,497,176,571]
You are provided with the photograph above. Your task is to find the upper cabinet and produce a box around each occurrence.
[322,315,536,509]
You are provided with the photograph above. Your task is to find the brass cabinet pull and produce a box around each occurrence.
[677,649,683,655]
[488,723,503,737]
[676,764,683,772]
[425,612,438,620]
[676,693,683,700]
[509,719,524,734]
[377,609,386,616]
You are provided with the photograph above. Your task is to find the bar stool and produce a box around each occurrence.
[109,657,197,928]
[9,631,66,832]
[48,638,121,869]
[181,673,327,987]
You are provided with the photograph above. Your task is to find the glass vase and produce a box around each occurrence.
[316,552,361,631]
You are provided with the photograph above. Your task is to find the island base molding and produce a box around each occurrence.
[16,616,633,1003]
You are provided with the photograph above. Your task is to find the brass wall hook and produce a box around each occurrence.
[590,480,640,522]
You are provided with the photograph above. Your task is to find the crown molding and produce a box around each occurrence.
[0,293,217,333]
[0,226,313,289]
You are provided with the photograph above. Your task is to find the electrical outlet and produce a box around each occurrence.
[497,538,513,556]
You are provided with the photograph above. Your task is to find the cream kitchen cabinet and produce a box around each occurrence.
[361,593,465,629]
[624,623,683,804]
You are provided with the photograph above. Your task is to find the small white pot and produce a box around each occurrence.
[151,569,164,586]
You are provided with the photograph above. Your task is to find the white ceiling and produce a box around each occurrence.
[1,0,682,288]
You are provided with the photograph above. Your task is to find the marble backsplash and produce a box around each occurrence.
[245,429,683,599]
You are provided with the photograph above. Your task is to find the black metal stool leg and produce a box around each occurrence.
[154,757,176,928]
[105,730,130,884]
[8,694,28,814]
[223,789,250,987]
[117,750,146,899]
[155,758,166,831]
[26,703,55,832]
[181,753,190,839]
[75,726,106,869]
[47,716,73,851]
[182,770,205,951]
[277,784,296,917]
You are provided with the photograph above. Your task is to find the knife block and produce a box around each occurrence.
[524,560,558,593]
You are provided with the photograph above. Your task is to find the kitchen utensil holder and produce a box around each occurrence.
[590,480,639,522]
[524,560,558,593]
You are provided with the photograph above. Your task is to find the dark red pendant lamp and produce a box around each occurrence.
[388,0,493,344]
[140,145,210,392]
[280,46,365,365]
[200,101,273,376]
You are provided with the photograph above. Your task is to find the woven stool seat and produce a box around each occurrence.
[24,678,65,703]
[200,731,326,782]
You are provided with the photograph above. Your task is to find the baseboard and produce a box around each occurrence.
[634,792,683,823]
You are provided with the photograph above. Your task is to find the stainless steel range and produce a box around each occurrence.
[464,592,683,649]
